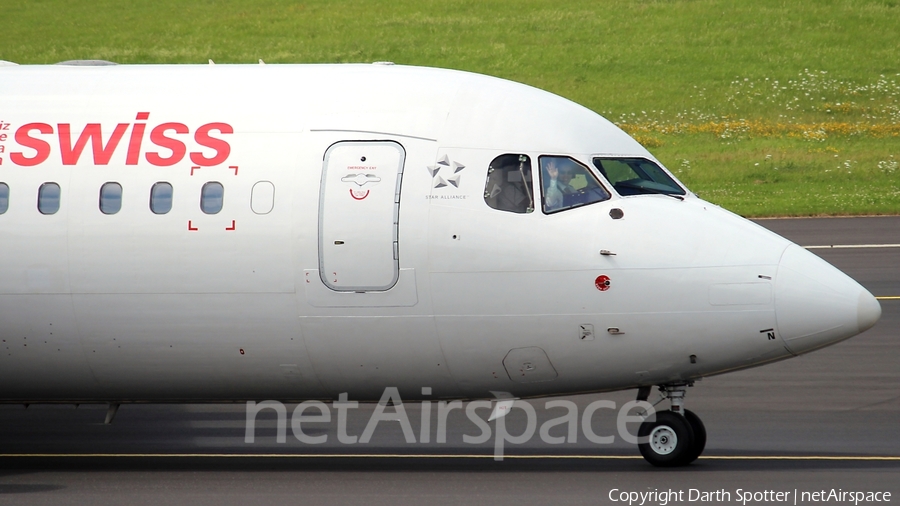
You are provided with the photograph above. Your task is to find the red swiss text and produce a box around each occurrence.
[8,113,233,167]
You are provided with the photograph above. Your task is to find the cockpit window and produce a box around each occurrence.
[484,154,534,214]
[539,156,610,213]
[592,158,685,197]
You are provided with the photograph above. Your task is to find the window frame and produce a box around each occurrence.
[538,155,611,215]
[592,157,686,197]
[37,182,61,215]
[483,153,535,214]
[99,182,123,215]
[0,182,8,215]
[200,181,224,215]
[251,180,275,215]
[149,182,174,215]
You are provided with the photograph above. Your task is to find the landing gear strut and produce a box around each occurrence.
[637,383,706,467]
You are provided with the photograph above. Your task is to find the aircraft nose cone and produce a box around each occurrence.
[857,288,882,333]
[775,244,881,355]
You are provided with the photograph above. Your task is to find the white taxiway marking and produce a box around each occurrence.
[804,244,900,249]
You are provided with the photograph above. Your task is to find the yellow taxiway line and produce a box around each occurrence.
[1,453,898,461]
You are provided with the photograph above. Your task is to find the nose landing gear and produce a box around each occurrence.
[637,383,706,467]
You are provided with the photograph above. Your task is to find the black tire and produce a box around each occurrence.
[638,410,695,467]
[681,409,707,465]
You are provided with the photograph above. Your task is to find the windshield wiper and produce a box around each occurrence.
[616,181,685,200]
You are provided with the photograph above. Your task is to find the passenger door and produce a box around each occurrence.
[318,141,405,291]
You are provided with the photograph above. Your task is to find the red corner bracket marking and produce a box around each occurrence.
[225,220,236,231]
[188,220,198,231]
[190,166,201,176]
[229,165,239,176]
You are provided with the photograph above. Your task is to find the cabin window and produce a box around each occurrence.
[592,158,685,197]
[99,182,123,215]
[251,181,275,215]
[0,183,8,214]
[484,154,534,214]
[150,182,173,214]
[200,182,224,214]
[38,183,61,215]
[539,156,611,213]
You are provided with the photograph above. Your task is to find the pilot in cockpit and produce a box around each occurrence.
[541,158,575,211]
[540,156,612,213]
[557,165,576,195]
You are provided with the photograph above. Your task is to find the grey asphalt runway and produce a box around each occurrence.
[1,216,898,505]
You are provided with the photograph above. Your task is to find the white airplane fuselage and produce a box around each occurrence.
[0,62,881,404]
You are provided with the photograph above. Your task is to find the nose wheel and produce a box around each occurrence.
[682,409,707,464]
[637,384,706,467]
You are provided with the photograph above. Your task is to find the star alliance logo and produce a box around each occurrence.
[427,155,465,189]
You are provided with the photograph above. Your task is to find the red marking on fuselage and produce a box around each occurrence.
[190,166,201,175]
[188,220,198,231]
[58,123,129,165]
[8,114,233,167]
[229,165,239,175]
[10,123,53,166]
[595,275,611,291]
[350,189,370,200]
[225,220,236,231]
[190,123,233,166]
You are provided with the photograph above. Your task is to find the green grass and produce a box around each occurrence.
[657,136,899,216]
[3,0,899,216]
